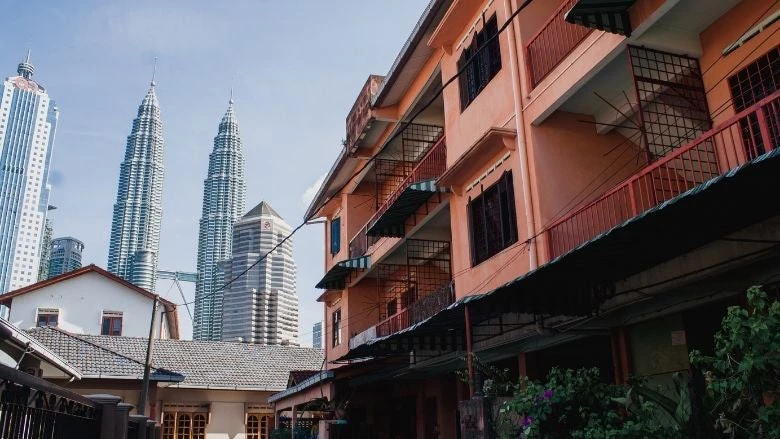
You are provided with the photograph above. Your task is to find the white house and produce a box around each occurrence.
[0,264,178,339]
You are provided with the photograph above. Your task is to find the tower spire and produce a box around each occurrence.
[229,86,234,105]
[17,49,34,79]
[150,57,158,87]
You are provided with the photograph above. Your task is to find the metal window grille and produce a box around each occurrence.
[332,308,342,347]
[629,45,713,161]
[728,45,780,158]
[459,15,501,110]
[468,171,518,266]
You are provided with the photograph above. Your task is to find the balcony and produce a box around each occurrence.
[348,224,379,258]
[525,0,592,88]
[345,75,385,153]
[546,91,780,259]
[375,282,455,337]
[367,136,448,237]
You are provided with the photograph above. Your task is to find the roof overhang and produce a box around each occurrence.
[367,179,448,238]
[268,370,335,403]
[340,148,780,360]
[315,256,371,290]
[304,148,361,221]
[0,319,82,379]
[564,0,637,37]
[437,128,515,189]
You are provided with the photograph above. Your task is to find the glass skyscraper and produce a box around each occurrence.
[220,202,299,345]
[193,97,246,341]
[107,78,164,291]
[0,53,58,293]
[47,237,84,278]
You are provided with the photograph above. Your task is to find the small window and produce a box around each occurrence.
[330,218,341,255]
[101,311,123,336]
[247,414,270,439]
[36,308,59,327]
[332,308,342,347]
[468,171,518,265]
[458,15,502,110]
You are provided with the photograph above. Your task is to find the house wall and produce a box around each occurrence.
[7,271,170,338]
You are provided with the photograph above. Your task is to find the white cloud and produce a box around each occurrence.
[301,173,326,208]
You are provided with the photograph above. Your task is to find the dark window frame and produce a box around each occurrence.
[458,15,502,110]
[468,171,519,266]
[36,312,58,327]
[331,308,342,347]
[101,316,123,336]
[330,217,341,255]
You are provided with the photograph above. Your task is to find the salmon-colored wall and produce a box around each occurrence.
[699,0,780,126]
[324,281,381,365]
[441,2,516,166]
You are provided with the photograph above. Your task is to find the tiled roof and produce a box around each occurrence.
[26,327,183,382]
[27,327,324,391]
[287,370,320,388]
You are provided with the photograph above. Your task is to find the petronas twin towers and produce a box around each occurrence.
[108,74,296,343]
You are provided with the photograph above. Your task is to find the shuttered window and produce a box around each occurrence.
[468,171,518,265]
[458,15,501,110]
[330,218,341,255]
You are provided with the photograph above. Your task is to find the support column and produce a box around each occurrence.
[610,327,632,384]
[86,394,122,439]
[115,403,133,439]
[129,415,149,439]
[291,405,298,439]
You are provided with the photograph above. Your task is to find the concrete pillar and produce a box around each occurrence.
[129,415,149,439]
[115,403,133,439]
[291,405,298,438]
[610,327,632,384]
[86,394,122,439]
[145,420,157,439]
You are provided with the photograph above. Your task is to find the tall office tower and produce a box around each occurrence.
[37,205,56,281]
[313,321,322,349]
[47,237,84,278]
[220,202,299,345]
[107,76,164,292]
[0,53,58,293]
[193,97,246,341]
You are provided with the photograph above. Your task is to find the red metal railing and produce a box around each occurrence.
[367,136,447,230]
[525,0,592,88]
[349,224,379,258]
[346,75,384,152]
[546,91,780,259]
[375,282,455,338]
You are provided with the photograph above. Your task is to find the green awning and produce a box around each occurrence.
[315,256,371,290]
[367,179,447,238]
[564,0,636,36]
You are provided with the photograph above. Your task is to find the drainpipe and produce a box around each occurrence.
[504,0,538,269]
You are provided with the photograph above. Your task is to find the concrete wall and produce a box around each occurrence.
[7,271,170,338]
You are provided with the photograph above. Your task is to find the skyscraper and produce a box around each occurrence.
[193,96,246,341]
[0,53,58,293]
[221,202,299,345]
[37,205,56,281]
[313,321,322,349]
[47,237,84,278]
[107,76,164,291]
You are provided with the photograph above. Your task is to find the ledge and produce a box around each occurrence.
[437,127,516,189]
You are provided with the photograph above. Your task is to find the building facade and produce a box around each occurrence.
[312,321,322,349]
[47,237,84,278]
[37,206,55,281]
[0,264,178,338]
[107,79,164,292]
[193,98,246,341]
[272,1,780,436]
[0,54,58,293]
[220,202,299,345]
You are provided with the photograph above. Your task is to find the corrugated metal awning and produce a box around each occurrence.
[315,256,371,290]
[367,179,447,238]
[564,0,636,36]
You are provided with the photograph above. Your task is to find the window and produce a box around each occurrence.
[162,412,207,439]
[458,15,502,110]
[727,46,780,158]
[101,311,123,336]
[332,308,342,347]
[330,218,341,255]
[36,308,58,327]
[468,171,518,265]
[247,414,270,439]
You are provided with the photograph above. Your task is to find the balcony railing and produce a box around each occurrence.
[546,91,780,259]
[346,75,384,152]
[525,0,592,88]
[376,282,455,338]
[348,224,380,258]
[349,325,377,350]
[367,136,447,230]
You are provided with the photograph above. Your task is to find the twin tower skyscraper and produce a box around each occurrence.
[108,74,298,343]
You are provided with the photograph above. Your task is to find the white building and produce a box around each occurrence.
[0,53,58,293]
[221,202,299,345]
[0,264,178,338]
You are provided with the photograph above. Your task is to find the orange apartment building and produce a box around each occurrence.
[271,0,780,437]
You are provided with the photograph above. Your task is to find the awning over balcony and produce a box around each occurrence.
[315,256,371,290]
[339,148,780,361]
[564,0,636,36]
[367,179,447,238]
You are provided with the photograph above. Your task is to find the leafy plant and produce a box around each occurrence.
[690,286,780,438]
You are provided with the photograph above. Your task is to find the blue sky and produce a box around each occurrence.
[0,0,426,342]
